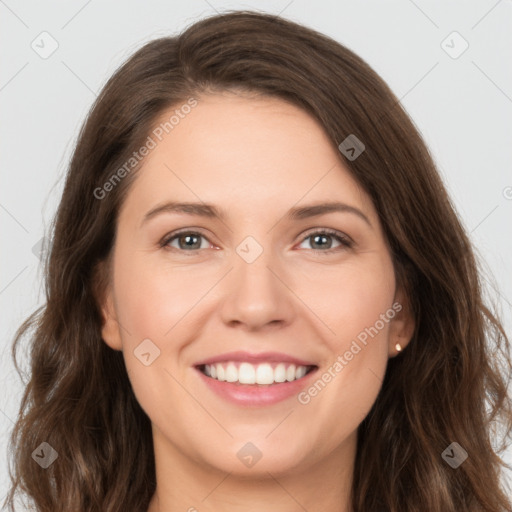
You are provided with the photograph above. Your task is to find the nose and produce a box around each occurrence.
[218,244,296,331]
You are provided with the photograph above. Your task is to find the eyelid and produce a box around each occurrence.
[299,227,353,244]
[295,227,353,253]
[159,227,215,249]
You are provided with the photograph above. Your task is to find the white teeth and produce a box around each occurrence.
[274,363,287,383]
[225,362,238,382]
[238,362,256,384]
[216,364,226,381]
[255,363,274,385]
[295,365,307,379]
[202,361,312,385]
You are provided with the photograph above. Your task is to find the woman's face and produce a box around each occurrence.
[100,92,413,478]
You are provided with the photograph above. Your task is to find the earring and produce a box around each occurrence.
[395,342,402,353]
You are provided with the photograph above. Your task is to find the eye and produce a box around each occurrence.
[160,228,353,255]
[160,230,213,252]
[296,228,353,254]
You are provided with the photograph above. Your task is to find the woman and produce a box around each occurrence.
[5,10,512,512]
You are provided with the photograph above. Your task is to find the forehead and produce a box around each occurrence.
[118,93,376,226]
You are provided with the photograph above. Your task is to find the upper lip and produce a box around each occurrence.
[194,351,317,367]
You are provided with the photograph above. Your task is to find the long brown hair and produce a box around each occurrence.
[5,10,512,511]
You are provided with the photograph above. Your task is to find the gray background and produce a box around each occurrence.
[1,0,511,505]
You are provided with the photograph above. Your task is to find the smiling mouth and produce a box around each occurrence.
[196,361,318,386]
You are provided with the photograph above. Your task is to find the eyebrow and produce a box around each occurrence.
[141,200,372,228]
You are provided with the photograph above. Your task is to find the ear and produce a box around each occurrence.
[100,287,123,351]
[93,259,123,351]
[388,284,415,357]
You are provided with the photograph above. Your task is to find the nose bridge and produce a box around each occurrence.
[219,233,294,329]
[233,233,280,300]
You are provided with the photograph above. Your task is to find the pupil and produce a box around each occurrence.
[312,234,331,249]
[180,234,200,249]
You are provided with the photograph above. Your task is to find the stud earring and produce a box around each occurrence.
[395,342,402,353]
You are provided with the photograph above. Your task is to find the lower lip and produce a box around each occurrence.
[194,367,318,407]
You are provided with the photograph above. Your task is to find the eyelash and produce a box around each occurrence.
[159,228,353,255]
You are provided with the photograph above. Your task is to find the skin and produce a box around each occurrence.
[99,91,415,512]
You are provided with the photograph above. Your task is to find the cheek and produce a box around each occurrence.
[294,253,395,408]
[113,250,217,342]
[295,252,396,347]
[111,253,204,420]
